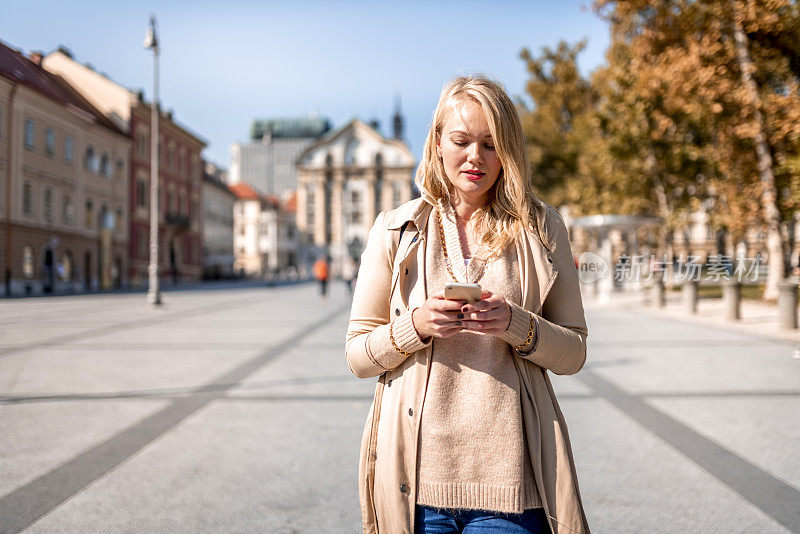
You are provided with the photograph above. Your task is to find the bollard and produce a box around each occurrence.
[722,279,741,321]
[683,279,699,314]
[651,278,665,308]
[777,280,799,329]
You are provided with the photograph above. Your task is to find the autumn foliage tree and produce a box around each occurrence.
[519,0,800,300]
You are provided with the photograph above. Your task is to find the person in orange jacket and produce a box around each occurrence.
[312,256,330,298]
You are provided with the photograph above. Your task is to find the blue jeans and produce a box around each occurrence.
[414,505,551,533]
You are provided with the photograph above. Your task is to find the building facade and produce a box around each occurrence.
[42,48,206,287]
[295,118,415,275]
[230,183,298,278]
[229,116,331,198]
[202,162,235,279]
[1,44,130,296]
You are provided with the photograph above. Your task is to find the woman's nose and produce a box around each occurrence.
[467,143,482,163]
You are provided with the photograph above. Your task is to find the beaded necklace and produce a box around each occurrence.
[435,206,488,284]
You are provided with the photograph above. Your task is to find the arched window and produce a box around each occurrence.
[344,138,358,166]
[85,146,98,173]
[100,152,111,177]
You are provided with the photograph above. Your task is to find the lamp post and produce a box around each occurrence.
[144,15,161,305]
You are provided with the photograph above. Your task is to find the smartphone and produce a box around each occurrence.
[443,283,482,302]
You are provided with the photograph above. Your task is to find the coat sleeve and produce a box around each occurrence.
[345,212,431,379]
[501,210,588,375]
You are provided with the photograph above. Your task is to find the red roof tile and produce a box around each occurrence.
[283,192,298,213]
[228,182,262,200]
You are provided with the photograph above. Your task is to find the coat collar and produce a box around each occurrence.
[385,196,560,313]
[384,197,434,234]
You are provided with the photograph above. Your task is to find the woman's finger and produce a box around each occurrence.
[465,307,507,321]
[430,298,466,312]
[462,296,504,313]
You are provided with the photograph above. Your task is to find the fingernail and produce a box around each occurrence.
[457,313,464,319]
[461,306,468,312]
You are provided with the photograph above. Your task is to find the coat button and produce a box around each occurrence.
[395,308,401,316]
[408,408,413,416]
[399,484,407,494]
[547,256,553,263]
[404,267,408,275]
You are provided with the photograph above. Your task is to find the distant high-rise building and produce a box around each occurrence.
[229,115,331,198]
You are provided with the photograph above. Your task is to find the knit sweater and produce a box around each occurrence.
[414,202,542,514]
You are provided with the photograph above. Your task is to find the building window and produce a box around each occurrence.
[116,207,123,232]
[138,228,148,258]
[45,127,55,156]
[85,146,98,173]
[393,182,403,208]
[191,198,197,221]
[137,130,148,158]
[23,182,33,216]
[116,157,124,178]
[63,194,74,224]
[137,178,148,208]
[44,188,53,222]
[306,185,315,227]
[24,119,35,149]
[85,199,94,228]
[22,245,35,279]
[100,152,111,177]
[64,136,73,162]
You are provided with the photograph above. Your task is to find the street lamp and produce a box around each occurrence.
[144,15,161,305]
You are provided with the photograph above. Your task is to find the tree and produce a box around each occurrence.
[593,0,800,300]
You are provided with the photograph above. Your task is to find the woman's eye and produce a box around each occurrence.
[453,141,468,147]
[485,144,495,150]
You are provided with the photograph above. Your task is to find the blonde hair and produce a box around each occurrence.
[415,74,554,256]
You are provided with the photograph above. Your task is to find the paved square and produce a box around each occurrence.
[1,284,798,533]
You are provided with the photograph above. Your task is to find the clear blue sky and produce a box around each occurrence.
[2,0,610,168]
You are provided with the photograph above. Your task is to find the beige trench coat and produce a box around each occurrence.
[346,197,590,534]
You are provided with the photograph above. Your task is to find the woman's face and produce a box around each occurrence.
[436,98,502,207]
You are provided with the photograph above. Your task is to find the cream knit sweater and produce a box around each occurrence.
[415,202,542,514]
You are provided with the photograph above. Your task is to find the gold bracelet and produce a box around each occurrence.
[389,320,412,357]
[514,313,536,351]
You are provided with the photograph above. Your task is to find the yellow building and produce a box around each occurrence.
[1,44,130,295]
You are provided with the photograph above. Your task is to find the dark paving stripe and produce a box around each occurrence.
[225,394,375,402]
[0,374,359,405]
[587,338,790,349]
[5,384,798,406]
[577,369,800,533]
[0,303,350,534]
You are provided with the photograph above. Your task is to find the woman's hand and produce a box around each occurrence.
[458,290,512,336]
[411,290,466,340]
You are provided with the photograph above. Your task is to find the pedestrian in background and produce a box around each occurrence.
[313,256,329,299]
[343,256,358,295]
[346,75,590,533]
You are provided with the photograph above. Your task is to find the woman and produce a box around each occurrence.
[346,75,590,534]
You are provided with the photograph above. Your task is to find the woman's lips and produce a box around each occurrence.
[462,171,485,180]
